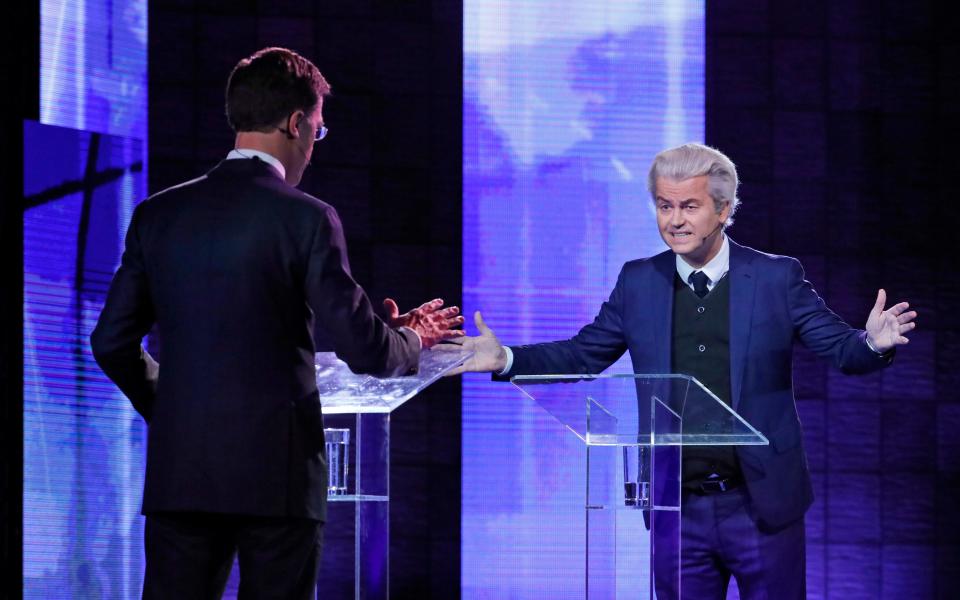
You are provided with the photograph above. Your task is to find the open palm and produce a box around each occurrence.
[383,297,465,348]
[436,311,507,375]
[865,289,917,353]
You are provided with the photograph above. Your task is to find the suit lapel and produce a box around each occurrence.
[651,251,675,373]
[728,239,756,411]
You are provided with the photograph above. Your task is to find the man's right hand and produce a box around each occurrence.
[142,346,159,393]
[383,297,465,348]
[436,311,507,375]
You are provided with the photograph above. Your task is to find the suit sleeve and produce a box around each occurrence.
[90,204,157,420]
[304,206,419,377]
[787,258,892,374]
[502,266,629,378]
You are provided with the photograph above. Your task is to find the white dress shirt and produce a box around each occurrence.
[676,234,730,292]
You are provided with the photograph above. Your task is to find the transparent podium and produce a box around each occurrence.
[316,348,472,600]
[511,374,768,599]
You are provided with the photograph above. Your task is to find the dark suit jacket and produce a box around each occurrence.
[91,157,419,521]
[505,238,892,529]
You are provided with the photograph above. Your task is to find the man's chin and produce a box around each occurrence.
[665,240,697,256]
[667,243,710,266]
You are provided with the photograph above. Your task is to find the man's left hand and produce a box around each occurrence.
[865,288,917,353]
[384,297,465,349]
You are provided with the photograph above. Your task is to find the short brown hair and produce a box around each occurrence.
[225,47,331,133]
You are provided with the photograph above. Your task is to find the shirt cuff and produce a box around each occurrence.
[498,346,514,376]
[864,335,884,355]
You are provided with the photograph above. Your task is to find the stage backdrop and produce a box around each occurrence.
[462,1,704,596]
[24,0,147,596]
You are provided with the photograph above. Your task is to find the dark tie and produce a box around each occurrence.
[689,271,710,298]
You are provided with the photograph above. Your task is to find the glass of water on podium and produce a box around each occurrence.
[325,428,350,496]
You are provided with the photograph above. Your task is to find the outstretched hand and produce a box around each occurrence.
[383,297,465,349]
[865,289,917,353]
[435,311,508,376]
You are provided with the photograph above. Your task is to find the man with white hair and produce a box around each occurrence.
[445,143,917,598]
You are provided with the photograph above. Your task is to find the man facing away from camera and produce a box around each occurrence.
[91,47,464,598]
[444,143,917,598]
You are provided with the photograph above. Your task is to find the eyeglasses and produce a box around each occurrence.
[277,122,328,142]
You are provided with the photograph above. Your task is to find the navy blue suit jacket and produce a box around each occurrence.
[506,238,892,528]
[91,158,419,521]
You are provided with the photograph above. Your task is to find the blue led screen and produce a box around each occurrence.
[40,0,147,139]
[26,0,147,596]
[23,120,146,598]
[462,2,704,596]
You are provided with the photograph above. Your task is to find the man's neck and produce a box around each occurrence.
[234,132,292,177]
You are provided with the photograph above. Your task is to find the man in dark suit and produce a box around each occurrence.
[91,47,464,599]
[444,143,917,598]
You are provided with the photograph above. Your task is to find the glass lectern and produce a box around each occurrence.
[315,348,472,600]
[511,374,768,599]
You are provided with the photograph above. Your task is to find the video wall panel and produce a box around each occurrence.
[462,2,704,595]
[25,0,147,596]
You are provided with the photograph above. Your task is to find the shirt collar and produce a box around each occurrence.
[226,148,286,180]
[675,234,730,287]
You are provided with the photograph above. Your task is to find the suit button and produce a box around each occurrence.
[697,306,705,314]
[698,344,706,352]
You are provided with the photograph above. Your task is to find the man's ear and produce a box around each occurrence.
[718,199,731,222]
[286,110,305,139]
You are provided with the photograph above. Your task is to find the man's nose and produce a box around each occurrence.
[669,207,684,227]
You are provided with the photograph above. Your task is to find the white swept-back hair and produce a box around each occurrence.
[647,142,740,227]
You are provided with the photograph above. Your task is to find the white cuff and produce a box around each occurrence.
[498,346,514,376]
